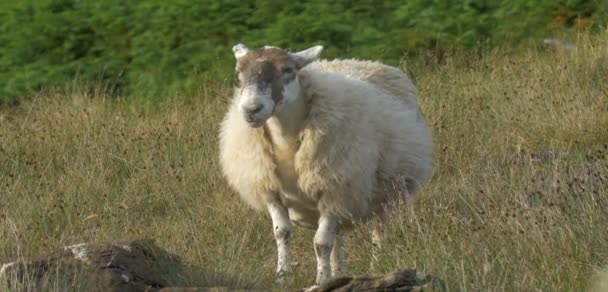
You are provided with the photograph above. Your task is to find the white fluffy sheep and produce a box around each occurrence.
[218,43,434,285]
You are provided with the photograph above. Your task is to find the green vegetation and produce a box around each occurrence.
[1,0,607,104]
[1,31,607,291]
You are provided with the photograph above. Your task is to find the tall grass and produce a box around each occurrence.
[1,31,607,291]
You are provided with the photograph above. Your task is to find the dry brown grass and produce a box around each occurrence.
[1,31,607,291]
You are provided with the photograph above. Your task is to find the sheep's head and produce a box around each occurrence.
[232,43,323,128]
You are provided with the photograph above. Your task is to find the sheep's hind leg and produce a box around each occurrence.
[314,215,339,285]
[267,201,294,285]
[370,213,387,271]
[331,231,348,278]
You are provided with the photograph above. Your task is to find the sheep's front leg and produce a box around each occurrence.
[314,215,338,285]
[267,201,294,285]
[330,232,348,278]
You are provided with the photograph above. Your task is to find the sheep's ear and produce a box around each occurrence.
[232,43,249,59]
[291,45,323,69]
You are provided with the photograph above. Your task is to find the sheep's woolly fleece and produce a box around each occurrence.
[219,58,434,228]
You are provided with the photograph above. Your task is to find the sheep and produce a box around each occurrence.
[218,43,434,286]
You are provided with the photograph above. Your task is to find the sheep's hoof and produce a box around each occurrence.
[315,273,331,286]
[332,266,349,278]
[275,270,294,286]
[302,284,320,292]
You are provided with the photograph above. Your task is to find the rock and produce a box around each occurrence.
[0,239,233,292]
[542,38,576,52]
[1,239,445,292]
[153,288,244,292]
[300,269,446,292]
[154,288,242,292]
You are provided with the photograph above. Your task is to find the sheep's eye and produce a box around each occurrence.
[282,67,294,75]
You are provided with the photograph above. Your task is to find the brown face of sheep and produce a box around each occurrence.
[232,44,323,128]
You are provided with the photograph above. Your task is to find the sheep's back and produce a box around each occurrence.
[306,59,419,109]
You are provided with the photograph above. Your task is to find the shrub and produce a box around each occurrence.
[0,0,606,104]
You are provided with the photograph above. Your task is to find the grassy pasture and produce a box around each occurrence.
[1,32,607,291]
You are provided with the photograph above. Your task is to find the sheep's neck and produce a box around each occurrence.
[265,92,308,196]
[266,93,307,151]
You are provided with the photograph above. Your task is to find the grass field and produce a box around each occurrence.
[1,31,607,291]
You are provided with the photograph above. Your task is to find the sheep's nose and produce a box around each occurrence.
[243,104,263,115]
